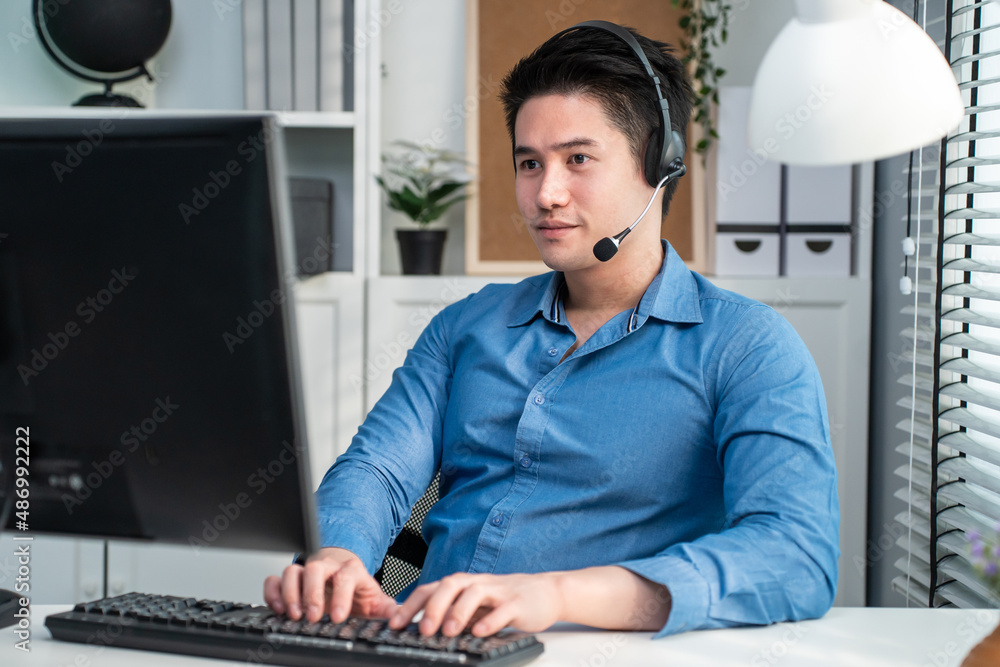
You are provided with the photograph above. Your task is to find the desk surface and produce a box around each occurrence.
[2,606,997,666]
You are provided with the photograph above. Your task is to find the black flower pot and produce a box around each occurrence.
[396,229,447,275]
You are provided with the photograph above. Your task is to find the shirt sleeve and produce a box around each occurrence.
[618,304,840,637]
[311,301,459,574]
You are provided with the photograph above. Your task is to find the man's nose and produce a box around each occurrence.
[537,168,570,209]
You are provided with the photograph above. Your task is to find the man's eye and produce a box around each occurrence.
[520,159,540,170]
[571,154,589,165]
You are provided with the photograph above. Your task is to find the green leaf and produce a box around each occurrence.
[393,186,427,221]
[679,15,690,28]
[384,192,418,220]
[426,181,466,206]
[696,138,710,152]
[398,185,423,206]
[378,176,422,221]
[715,68,726,78]
[421,195,468,224]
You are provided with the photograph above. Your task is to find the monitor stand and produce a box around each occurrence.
[0,588,19,629]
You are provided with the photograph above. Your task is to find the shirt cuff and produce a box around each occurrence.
[318,517,384,574]
[618,554,711,637]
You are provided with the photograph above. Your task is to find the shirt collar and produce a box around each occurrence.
[507,240,703,328]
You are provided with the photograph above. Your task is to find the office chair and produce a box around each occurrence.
[373,472,439,597]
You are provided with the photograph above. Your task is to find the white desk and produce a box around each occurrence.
[2,606,996,666]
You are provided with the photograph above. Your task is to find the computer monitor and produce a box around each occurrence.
[0,114,317,556]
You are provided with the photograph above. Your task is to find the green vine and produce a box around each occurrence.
[671,0,732,160]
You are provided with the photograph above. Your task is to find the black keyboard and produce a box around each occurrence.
[45,593,545,666]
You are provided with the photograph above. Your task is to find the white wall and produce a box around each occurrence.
[713,0,795,86]
[154,0,245,110]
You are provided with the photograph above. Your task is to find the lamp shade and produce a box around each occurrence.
[747,0,963,165]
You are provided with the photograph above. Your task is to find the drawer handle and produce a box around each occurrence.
[805,240,833,254]
[734,240,761,253]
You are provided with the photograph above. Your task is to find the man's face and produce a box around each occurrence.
[514,93,657,273]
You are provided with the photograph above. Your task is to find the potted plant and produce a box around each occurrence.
[376,141,470,275]
[962,527,1000,665]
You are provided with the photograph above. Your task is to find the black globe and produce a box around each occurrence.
[43,0,172,74]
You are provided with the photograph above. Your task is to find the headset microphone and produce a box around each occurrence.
[593,159,686,262]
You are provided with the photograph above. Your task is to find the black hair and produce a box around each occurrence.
[499,25,693,217]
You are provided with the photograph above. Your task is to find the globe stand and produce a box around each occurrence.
[75,93,144,108]
[74,83,145,109]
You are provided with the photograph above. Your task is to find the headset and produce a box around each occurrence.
[548,20,688,261]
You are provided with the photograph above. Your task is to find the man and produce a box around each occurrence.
[264,23,839,639]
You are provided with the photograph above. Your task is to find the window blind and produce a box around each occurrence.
[893,0,1000,609]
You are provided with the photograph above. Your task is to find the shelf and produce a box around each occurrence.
[275,111,355,129]
[0,107,354,130]
[294,271,364,300]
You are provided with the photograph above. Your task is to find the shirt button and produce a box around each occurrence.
[491,513,503,527]
[534,394,545,405]
[547,347,559,357]
[520,456,532,468]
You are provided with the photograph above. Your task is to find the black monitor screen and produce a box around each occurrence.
[0,114,316,554]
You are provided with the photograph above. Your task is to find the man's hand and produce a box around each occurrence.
[263,547,399,624]
[388,566,670,637]
[388,572,563,637]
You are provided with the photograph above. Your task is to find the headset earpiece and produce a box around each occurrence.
[645,126,685,188]
[659,129,686,183]
[643,125,665,188]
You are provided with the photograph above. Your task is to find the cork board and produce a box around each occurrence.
[465,0,708,275]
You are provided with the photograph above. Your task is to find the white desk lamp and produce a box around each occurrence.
[748,0,963,166]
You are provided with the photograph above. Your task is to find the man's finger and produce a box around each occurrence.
[301,560,338,623]
[417,578,470,636]
[262,575,285,614]
[328,569,359,623]
[372,596,401,620]
[389,583,436,630]
[441,587,494,637]
[469,604,516,637]
[279,564,305,620]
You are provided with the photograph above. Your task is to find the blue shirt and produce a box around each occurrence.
[315,241,839,637]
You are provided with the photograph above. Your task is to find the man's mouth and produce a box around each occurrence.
[535,219,577,230]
